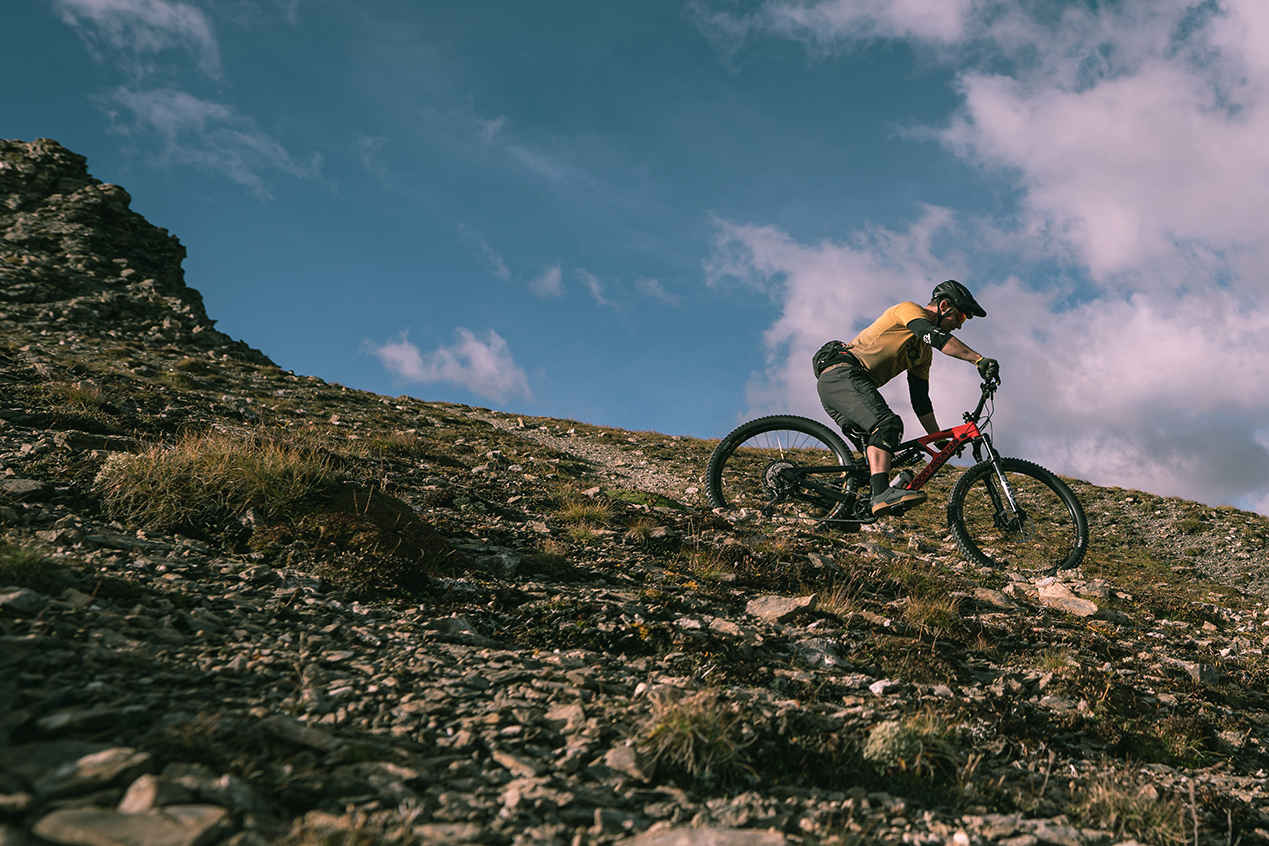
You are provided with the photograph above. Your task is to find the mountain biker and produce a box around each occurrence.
[816,280,999,516]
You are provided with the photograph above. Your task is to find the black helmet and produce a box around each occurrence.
[931,279,986,318]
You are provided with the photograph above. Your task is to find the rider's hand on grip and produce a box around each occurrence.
[976,356,1000,385]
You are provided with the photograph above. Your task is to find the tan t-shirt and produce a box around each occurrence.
[844,302,932,386]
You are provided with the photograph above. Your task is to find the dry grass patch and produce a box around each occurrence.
[639,690,753,787]
[94,429,332,535]
[862,710,958,777]
[681,548,731,582]
[623,517,657,543]
[0,541,59,591]
[1073,769,1188,845]
[1032,647,1079,675]
[555,497,613,527]
[39,379,113,415]
[817,579,862,618]
[902,593,963,641]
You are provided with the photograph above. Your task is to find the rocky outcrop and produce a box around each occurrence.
[0,138,270,363]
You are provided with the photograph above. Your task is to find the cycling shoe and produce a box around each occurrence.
[870,485,928,516]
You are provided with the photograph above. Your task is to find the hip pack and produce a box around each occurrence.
[812,340,854,378]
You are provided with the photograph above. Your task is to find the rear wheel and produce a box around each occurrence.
[948,457,1088,571]
[706,416,858,525]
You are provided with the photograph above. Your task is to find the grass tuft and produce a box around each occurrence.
[639,690,753,787]
[555,497,613,526]
[94,429,332,536]
[1073,770,1188,845]
[902,594,962,641]
[0,541,58,590]
[623,517,657,543]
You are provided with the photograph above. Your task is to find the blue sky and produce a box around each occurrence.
[5,0,1269,515]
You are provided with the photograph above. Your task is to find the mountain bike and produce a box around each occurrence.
[705,379,1089,572]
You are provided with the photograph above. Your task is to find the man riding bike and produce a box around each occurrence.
[816,280,1000,516]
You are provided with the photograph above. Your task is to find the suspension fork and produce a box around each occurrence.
[976,436,1024,524]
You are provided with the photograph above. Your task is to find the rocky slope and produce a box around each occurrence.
[2,138,1269,846]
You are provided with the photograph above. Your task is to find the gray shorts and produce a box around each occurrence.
[816,365,903,452]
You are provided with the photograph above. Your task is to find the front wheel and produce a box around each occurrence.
[706,415,858,525]
[948,457,1088,571]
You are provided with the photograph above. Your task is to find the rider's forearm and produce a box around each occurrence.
[941,335,983,364]
[917,411,941,435]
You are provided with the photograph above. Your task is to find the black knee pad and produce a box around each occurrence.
[867,413,903,453]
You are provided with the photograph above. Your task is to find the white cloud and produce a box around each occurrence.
[762,0,976,46]
[370,329,532,403]
[356,134,390,184]
[636,276,683,306]
[944,7,1269,282]
[530,264,563,298]
[103,87,322,198]
[456,225,511,281]
[577,269,613,307]
[505,144,576,182]
[691,0,978,61]
[480,117,506,144]
[56,0,221,78]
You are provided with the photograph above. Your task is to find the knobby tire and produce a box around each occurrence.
[947,457,1088,571]
[706,415,857,525]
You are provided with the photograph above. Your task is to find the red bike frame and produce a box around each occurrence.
[905,419,984,492]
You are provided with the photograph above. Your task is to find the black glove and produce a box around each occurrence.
[976,357,1000,384]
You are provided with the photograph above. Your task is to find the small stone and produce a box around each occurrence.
[0,793,33,815]
[709,618,743,636]
[34,747,154,799]
[60,588,95,609]
[258,716,341,752]
[622,828,786,846]
[604,743,655,782]
[1032,821,1085,846]
[0,589,49,616]
[118,774,194,813]
[490,749,544,777]
[544,702,586,734]
[413,822,484,844]
[973,588,1014,609]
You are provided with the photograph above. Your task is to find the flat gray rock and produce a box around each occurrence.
[32,805,227,846]
[745,594,816,623]
[34,747,153,799]
[1038,582,1098,617]
[0,479,45,499]
[0,590,48,616]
